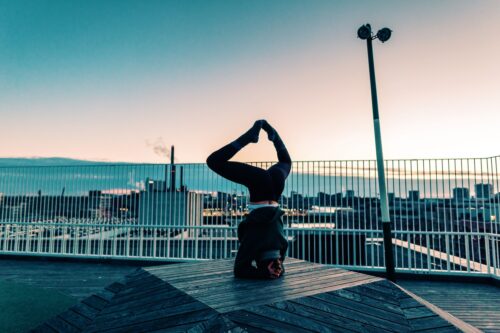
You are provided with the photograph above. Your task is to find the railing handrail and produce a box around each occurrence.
[1,221,498,237]
[2,154,500,169]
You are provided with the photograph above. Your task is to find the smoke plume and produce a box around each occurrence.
[146,137,178,162]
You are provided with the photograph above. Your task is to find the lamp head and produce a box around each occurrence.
[376,28,392,43]
[357,24,372,40]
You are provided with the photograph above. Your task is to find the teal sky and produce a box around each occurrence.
[1,0,499,163]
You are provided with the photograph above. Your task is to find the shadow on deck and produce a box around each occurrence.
[32,258,473,333]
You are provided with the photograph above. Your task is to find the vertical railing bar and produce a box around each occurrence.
[448,159,454,271]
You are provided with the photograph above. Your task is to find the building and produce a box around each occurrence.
[475,183,493,200]
[344,190,355,199]
[409,190,420,201]
[452,187,470,201]
[138,179,203,236]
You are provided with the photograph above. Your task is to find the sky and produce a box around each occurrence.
[1,0,500,163]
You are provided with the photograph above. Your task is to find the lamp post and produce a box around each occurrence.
[357,24,396,282]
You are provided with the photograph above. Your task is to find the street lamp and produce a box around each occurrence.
[357,24,396,282]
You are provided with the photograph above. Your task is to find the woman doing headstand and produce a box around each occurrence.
[206,120,291,279]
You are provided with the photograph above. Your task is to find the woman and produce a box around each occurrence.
[206,120,292,279]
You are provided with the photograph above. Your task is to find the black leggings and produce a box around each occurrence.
[206,142,291,203]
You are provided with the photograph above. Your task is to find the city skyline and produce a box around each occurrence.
[2,0,500,163]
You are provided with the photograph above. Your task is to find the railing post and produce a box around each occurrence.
[445,234,451,272]
[485,234,491,275]
[465,235,471,273]
[26,225,32,253]
[426,234,431,271]
[224,228,228,259]
[492,236,498,277]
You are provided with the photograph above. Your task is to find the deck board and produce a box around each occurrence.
[26,258,474,332]
[0,258,137,300]
[399,280,500,333]
[268,300,376,333]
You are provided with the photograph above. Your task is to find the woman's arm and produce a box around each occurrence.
[234,237,269,279]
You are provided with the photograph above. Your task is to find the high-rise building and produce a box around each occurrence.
[344,190,355,199]
[138,180,203,234]
[475,183,493,200]
[452,187,470,201]
[408,190,420,201]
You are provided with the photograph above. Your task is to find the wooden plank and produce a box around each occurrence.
[106,277,174,305]
[144,260,235,277]
[94,293,199,323]
[215,276,380,313]
[150,259,313,282]
[408,316,454,331]
[400,297,426,310]
[144,259,231,271]
[292,296,409,333]
[183,269,361,300]
[311,293,409,332]
[268,300,375,333]
[316,292,408,325]
[45,317,80,333]
[162,313,244,333]
[90,308,217,333]
[159,261,321,286]
[149,258,309,277]
[156,318,257,333]
[246,303,359,333]
[143,257,303,273]
[226,309,313,333]
[151,261,234,275]
[81,295,109,311]
[347,284,401,306]
[104,284,174,309]
[359,281,408,300]
[119,271,159,289]
[397,284,483,333]
[0,259,137,300]
[98,288,191,316]
[87,300,212,332]
[332,288,405,315]
[202,270,367,299]
[190,270,360,306]
[402,306,438,320]
[173,265,341,294]
[56,310,91,330]
[69,302,100,320]
[398,280,499,333]
[415,327,460,333]
[104,281,126,294]
[93,289,115,302]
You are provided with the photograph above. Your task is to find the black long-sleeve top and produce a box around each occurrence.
[234,206,288,279]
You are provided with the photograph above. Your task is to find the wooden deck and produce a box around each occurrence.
[399,280,500,333]
[30,258,466,332]
[0,258,137,300]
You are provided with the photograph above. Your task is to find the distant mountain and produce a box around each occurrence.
[0,157,127,167]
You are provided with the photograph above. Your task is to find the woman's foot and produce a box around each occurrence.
[233,120,263,149]
[247,120,264,143]
[262,120,277,141]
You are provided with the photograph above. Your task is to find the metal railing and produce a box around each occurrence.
[0,157,499,279]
